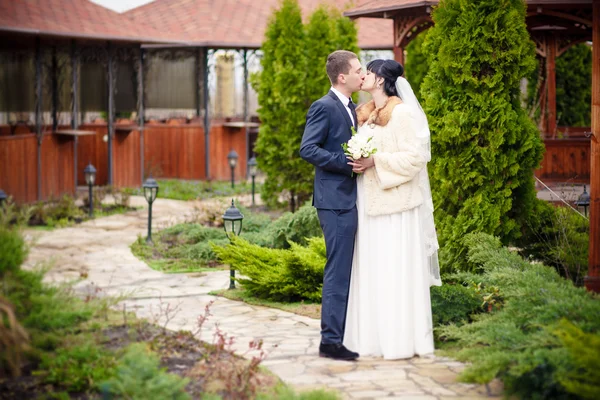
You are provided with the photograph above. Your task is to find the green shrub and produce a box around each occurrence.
[38,339,117,392]
[430,284,482,328]
[100,343,190,400]
[554,319,600,400]
[0,226,27,277]
[261,201,322,249]
[438,232,600,399]
[212,236,325,302]
[422,0,544,271]
[237,205,273,233]
[257,385,340,400]
[519,199,589,285]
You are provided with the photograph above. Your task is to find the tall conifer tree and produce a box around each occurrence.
[251,0,311,211]
[252,0,359,211]
[421,0,545,269]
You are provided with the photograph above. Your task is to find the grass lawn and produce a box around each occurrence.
[211,288,321,320]
[125,179,263,201]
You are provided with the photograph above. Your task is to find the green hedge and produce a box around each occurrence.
[438,232,600,399]
[212,236,325,302]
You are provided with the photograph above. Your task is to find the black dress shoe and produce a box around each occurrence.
[319,343,359,361]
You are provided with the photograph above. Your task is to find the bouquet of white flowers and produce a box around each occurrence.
[342,127,377,161]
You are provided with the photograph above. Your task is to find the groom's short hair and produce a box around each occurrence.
[326,50,358,85]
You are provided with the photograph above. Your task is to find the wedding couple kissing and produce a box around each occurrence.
[300,50,442,361]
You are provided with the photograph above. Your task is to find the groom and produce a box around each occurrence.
[300,50,364,361]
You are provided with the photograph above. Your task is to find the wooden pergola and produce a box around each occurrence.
[345,0,600,293]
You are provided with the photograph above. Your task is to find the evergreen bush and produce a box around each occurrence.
[404,30,429,102]
[261,201,322,249]
[0,226,27,277]
[438,232,600,399]
[212,236,326,302]
[100,343,190,400]
[556,43,592,127]
[421,0,545,271]
[518,199,589,285]
[430,284,482,328]
[554,319,600,400]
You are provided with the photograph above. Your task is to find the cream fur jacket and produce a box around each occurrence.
[355,96,426,216]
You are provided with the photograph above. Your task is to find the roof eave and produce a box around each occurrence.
[0,26,180,44]
[344,1,436,19]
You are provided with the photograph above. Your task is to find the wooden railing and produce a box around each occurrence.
[535,138,591,183]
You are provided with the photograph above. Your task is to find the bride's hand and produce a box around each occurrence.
[348,157,375,173]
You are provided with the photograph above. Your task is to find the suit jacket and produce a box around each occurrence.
[300,91,357,210]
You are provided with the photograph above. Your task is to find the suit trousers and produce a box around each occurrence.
[317,207,358,344]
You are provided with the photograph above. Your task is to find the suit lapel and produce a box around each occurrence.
[328,91,354,132]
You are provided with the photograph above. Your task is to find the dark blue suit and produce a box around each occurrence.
[300,90,358,345]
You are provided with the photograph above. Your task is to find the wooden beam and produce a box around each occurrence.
[546,34,557,137]
[203,49,210,180]
[71,40,79,194]
[585,0,600,293]
[107,41,114,185]
[138,46,145,183]
[393,46,405,65]
[35,37,42,201]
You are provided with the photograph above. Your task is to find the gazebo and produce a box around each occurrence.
[0,0,393,204]
[344,0,599,292]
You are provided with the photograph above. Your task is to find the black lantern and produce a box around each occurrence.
[143,177,159,243]
[575,185,590,217]
[0,189,7,206]
[227,150,239,189]
[247,156,258,207]
[83,163,97,217]
[223,199,244,289]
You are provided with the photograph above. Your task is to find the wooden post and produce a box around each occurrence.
[51,46,58,132]
[35,37,43,201]
[585,0,600,293]
[546,34,557,137]
[71,40,79,193]
[243,49,249,178]
[393,46,405,66]
[203,48,211,180]
[107,42,114,185]
[138,46,145,183]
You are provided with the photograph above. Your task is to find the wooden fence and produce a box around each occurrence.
[0,132,75,203]
[0,122,249,203]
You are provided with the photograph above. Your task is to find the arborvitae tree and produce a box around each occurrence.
[252,0,359,211]
[251,0,312,211]
[421,0,545,270]
[305,5,360,105]
[305,6,339,106]
[404,30,430,102]
[556,43,592,127]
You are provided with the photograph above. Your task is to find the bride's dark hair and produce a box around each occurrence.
[366,59,404,98]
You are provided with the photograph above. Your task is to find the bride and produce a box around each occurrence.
[344,59,442,360]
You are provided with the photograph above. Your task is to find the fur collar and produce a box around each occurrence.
[356,96,403,127]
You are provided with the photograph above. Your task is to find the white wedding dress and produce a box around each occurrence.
[343,172,436,360]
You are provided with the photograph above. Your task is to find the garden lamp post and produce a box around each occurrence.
[0,189,7,206]
[227,150,239,189]
[143,177,159,243]
[223,199,244,289]
[83,163,97,217]
[576,185,590,217]
[247,156,258,207]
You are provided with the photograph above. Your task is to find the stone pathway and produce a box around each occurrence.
[23,195,502,399]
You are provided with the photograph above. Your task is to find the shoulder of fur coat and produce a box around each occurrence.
[356,96,403,127]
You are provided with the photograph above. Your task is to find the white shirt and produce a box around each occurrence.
[330,86,355,126]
